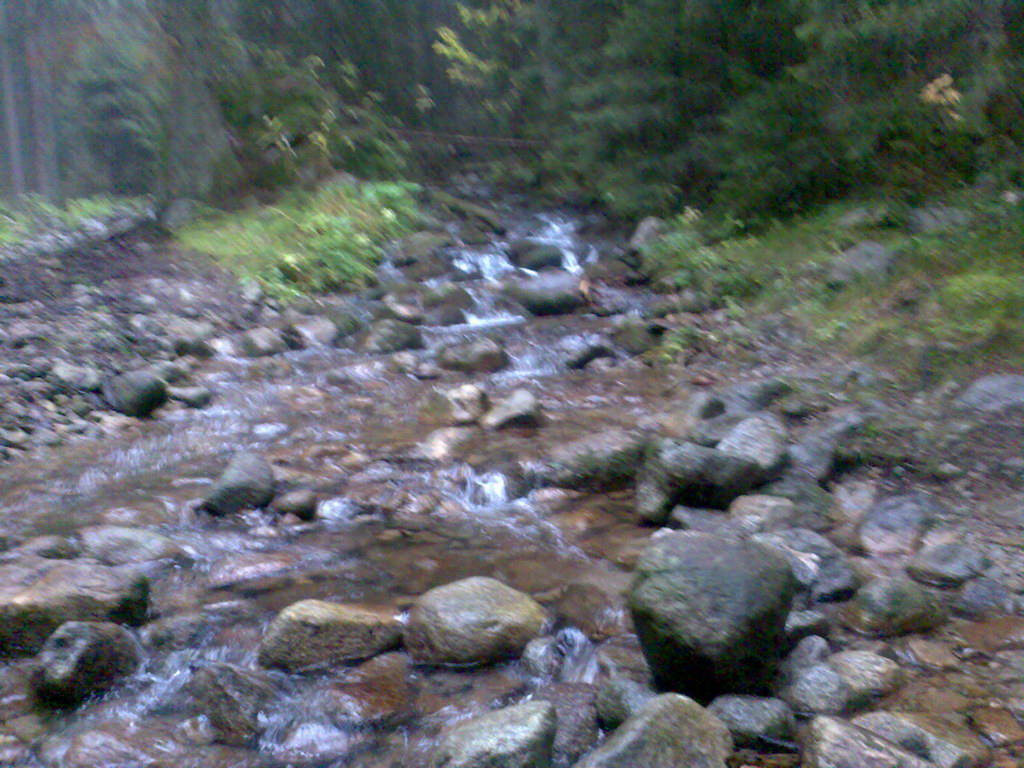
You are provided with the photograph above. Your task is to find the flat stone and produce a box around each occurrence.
[828,650,903,708]
[853,711,990,768]
[707,695,796,749]
[429,700,557,768]
[858,494,937,556]
[803,716,939,768]
[481,390,542,430]
[907,543,990,588]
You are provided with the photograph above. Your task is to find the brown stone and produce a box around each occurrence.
[324,653,412,727]
[970,708,1024,746]
[958,618,1024,655]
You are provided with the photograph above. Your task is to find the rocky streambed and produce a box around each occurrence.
[1,191,1024,768]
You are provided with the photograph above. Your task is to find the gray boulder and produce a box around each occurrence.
[707,695,796,749]
[363,319,424,354]
[858,494,936,556]
[955,374,1024,413]
[851,711,990,768]
[50,361,102,392]
[534,683,599,765]
[32,621,140,707]
[504,272,585,316]
[843,576,946,637]
[187,662,275,746]
[240,327,289,358]
[828,241,898,287]
[575,693,732,768]
[168,385,213,409]
[716,413,788,476]
[828,651,903,709]
[421,384,490,426]
[290,316,340,347]
[906,542,989,588]
[802,716,938,768]
[635,440,767,523]
[430,700,557,768]
[508,239,564,270]
[596,679,657,730]
[102,370,168,418]
[438,338,510,374]
[201,452,275,516]
[165,318,216,357]
[405,576,546,666]
[544,429,647,491]
[481,389,543,430]
[780,663,853,716]
[258,600,402,672]
[629,531,797,698]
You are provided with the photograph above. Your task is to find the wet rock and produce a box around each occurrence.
[201,452,275,516]
[240,326,288,358]
[140,612,207,651]
[828,241,898,287]
[707,695,796,749]
[290,316,339,347]
[258,600,401,672]
[716,413,788,476]
[776,635,831,689]
[828,650,903,708]
[576,693,732,768]
[523,636,562,678]
[728,495,798,534]
[102,370,167,418]
[363,319,424,354]
[168,385,213,409]
[535,682,599,765]
[481,389,543,430]
[635,440,766,523]
[422,384,490,426]
[544,429,647,491]
[165,318,216,357]
[596,679,657,730]
[323,652,412,727]
[50,361,101,392]
[269,489,318,521]
[430,700,557,768]
[187,662,275,746]
[438,338,509,374]
[858,494,937,556]
[955,374,1024,413]
[560,334,615,370]
[843,576,947,637]
[381,294,425,325]
[10,535,80,560]
[417,427,477,460]
[32,621,140,707]
[508,239,564,270]
[954,578,1015,619]
[852,711,989,768]
[394,231,453,266]
[504,272,585,316]
[780,663,853,715]
[0,558,149,657]
[629,531,797,698]
[803,716,938,768]
[405,576,546,666]
[907,543,990,588]
[78,526,186,566]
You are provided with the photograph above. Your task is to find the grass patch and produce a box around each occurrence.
[177,179,422,298]
[0,195,147,249]
[645,190,1024,378]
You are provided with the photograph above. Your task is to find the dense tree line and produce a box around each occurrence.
[2,1,1023,222]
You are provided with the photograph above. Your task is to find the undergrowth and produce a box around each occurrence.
[177,179,422,298]
[0,195,147,249]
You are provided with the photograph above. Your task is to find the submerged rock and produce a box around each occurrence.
[32,621,140,707]
[77,526,186,566]
[201,452,275,516]
[404,576,546,666]
[429,700,557,768]
[102,370,167,418]
[258,600,402,672]
[187,662,275,747]
[629,531,797,699]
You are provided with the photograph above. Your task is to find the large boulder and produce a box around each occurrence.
[102,370,168,418]
[404,576,546,665]
[481,389,543,430]
[575,693,732,768]
[635,440,766,523]
[0,558,149,657]
[429,700,557,768]
[438,338,510,374]
[32,621,140,707]
[629,531,797,699]
[201,452,275,516]
[363,319,424,354]
[187,662,275,747]
[955,374,1024,413]
[544,429,648,491]
[258,600,402,672]
[504,272,586,316]
[802,716,938,768]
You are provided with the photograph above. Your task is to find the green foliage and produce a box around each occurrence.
[177,179,421,298]
[0,195,147,247]
[937,271,1024,341]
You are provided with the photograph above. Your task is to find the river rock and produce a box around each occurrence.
[858,494,937,556]
[201,452,275,516]
[394,231,453,266]
[827,651,903,708]
[363,319,424,354]
[611,316,661,356]
[560,334,615,370]
[707,695,796,749]
[422,384,490,426]
[716,413,788,476]
[545,429,647,491]
[323,652,412,727]
[535,682,600,765]
[0,558,149,656]
[843,576,946,637]
[955,374,1024,413]
[596,679,657,730]
[805,716,941,768]
[269,489,318,521]
[429,700,557,768]
[627,217,667,255]
[165,318,216,357]
[504,272,586,316]
[168,385,213,409]
[728,495,798,534]
[258,600,402,672]
[50,361,102,392]
[32,621,140,707]
[851,711,990,768]
[629,531,797,698]
[828,241,898,287]
[955,578,1015,619]
[576,693,732,768]
[776,635,831,689]
[77,526,186,566]
[481,389,542,430]
[780,663,854,715]
[635,440,766,523]
[290,316,340,347]
[438,338,509,374]
[906,542,990,587]
[240,327,289,358]
[508,239,564,270]
[102,370,167,418]
[187,662,275,746]
[404,576,546,665]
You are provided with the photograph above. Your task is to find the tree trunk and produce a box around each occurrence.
[25,28,59,199]
[0,10,27,196]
